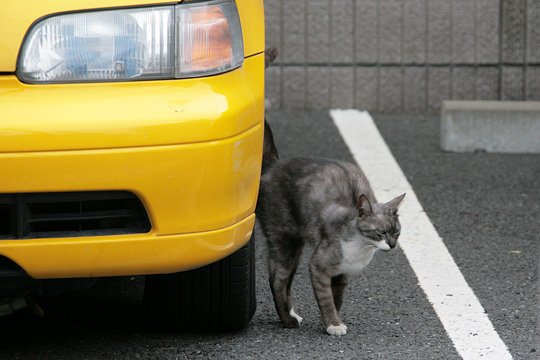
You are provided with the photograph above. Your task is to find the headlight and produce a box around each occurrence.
[18,0,243,83]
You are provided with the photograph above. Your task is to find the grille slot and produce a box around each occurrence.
[0,192,151,239]
[0,205,13,238]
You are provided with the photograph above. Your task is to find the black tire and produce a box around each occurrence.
[143,235,256,331]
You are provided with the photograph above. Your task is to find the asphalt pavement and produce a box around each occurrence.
[0,110,537,360]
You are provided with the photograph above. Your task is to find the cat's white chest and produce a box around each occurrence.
[339,238,377,275]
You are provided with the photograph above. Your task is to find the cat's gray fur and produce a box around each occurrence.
[256,157,404,336]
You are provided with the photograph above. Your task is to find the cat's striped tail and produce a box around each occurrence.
[262,119,279,174]
[262,47,280,174]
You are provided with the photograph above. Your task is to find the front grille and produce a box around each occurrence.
[0,191,151,239]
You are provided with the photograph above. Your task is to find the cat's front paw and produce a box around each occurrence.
[326,323,347,336]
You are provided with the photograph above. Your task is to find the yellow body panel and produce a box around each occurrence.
[0,120,263,235]
[0,56,264,152]
[0,0,264,72]
[0,0,265,278]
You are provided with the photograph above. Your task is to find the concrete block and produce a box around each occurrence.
[527,67,540,101]
[502,0,526,63]
[379,0,403,64]
[283,67,306,109]
[502,66,524,100]
[283,1,306,63]
[428,0,452,64]
[331,0,354,63]
[379,67,402,113]
[264,1,281,51]
[527,0,540,63]
[355,67,378,111]
[452,0,475,63]
[307,0,331,63]
[265,66,282,109]
[403,0,427,64]
[404,67,427,113]
[476,0,500,64]
[476,67,500,100]
[428,67,451,112]
[355,0,378,63]
[452,67,476,100]
[331,67,355,109]
[441,101,540,153]
[307,66,331,110]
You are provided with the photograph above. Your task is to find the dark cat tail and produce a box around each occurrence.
[262,119,279,174]
[262,47,279,174]
[265,47,279,68]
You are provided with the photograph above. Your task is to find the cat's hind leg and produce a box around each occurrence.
[268,235,304,328]
[286,244,304,324]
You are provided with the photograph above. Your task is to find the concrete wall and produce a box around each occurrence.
[264,0,540,113]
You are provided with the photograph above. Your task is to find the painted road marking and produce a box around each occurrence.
[331,109,512,360]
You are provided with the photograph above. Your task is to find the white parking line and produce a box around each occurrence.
[331,109,512,360]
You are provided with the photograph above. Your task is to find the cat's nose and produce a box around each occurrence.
[387,241,396,249]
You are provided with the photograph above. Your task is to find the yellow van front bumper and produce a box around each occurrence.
[0,54,264,279]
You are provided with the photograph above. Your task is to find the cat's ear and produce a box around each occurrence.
[385,193,406,215]
[357,194,373,217]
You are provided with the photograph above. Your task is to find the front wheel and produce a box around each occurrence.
[143,235,256,331]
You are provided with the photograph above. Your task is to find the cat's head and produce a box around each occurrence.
[355,193,405,251]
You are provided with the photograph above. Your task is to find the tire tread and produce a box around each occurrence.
[144,236,256,331]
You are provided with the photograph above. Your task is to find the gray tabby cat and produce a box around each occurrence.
[256,157,404,336]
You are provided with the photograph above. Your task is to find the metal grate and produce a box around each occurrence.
[0,191,151,240]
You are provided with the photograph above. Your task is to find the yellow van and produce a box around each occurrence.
[0,0,264,330]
